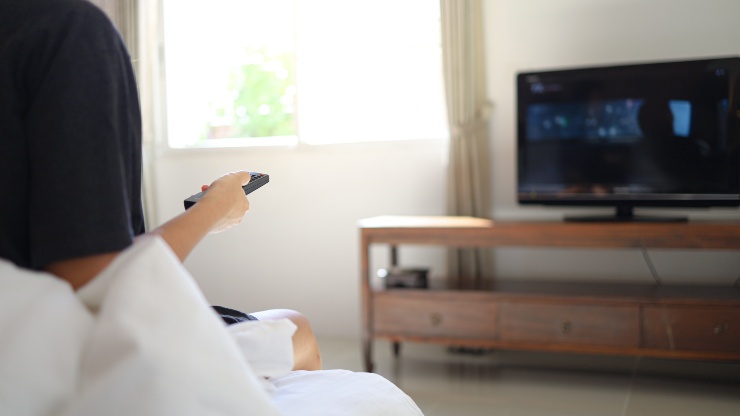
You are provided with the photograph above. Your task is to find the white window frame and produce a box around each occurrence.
[158,0,449,150]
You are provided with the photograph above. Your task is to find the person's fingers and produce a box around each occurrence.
[235,170,252,186]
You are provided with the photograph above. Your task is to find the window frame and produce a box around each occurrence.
[158,0,449,150]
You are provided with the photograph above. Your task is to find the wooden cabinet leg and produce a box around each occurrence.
[363,336,374,372]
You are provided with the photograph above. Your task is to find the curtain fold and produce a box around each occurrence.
[441,0,493,289]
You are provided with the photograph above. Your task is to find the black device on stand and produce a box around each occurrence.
[516,57,740,222]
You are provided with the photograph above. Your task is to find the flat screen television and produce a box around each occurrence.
[516,56,740,221]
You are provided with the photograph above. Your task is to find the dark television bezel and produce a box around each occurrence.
[516,57,740,221]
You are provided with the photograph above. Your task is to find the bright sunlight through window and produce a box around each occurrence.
[163,0,448,147]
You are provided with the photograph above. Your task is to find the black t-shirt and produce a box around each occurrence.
[0,0,145,270]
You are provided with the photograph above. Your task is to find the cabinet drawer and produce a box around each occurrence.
[642,306,740,353]
[500,302,640,347]
[373,292,498,339]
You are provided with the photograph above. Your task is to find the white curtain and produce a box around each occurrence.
[441,0,493,289]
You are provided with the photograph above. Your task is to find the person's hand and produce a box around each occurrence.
[198,171,252,233]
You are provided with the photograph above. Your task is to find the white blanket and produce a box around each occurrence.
[0,236,422,416]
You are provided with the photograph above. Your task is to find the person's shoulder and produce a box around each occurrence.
[7,0,117,39]
[31,0,125,60]
[46,0,118,36]
[1,0,118,42]
[30,0,107,18]
[1,0,109,24]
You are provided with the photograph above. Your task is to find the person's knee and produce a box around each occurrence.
[279,309,311,331]
[251,309,322,370]
[285,310,322,371]
[254,309,312,334]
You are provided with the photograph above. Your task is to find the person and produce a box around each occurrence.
[635,98,712,193]
[0,0,320,370]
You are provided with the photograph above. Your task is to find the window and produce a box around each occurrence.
[162,0,448,148]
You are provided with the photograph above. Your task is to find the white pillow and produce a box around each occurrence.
[69,236,283,416]
[0,262,92,416]
[271,370,424,416]
[227,318,296,381]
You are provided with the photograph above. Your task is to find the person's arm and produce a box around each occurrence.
[146,171,251,262]
[45,171,252,290]
[44,252,121,291]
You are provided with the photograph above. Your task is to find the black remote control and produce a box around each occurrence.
[184,172,270,210]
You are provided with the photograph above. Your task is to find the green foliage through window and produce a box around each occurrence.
[203,48,296,140]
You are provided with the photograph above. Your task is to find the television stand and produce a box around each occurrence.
[359,216,740,373]
[564,205,688,222]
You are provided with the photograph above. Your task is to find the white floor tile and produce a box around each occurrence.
[317,336,740,416]
[624,376,740,416]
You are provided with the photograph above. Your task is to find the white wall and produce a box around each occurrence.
[152,0,740,337]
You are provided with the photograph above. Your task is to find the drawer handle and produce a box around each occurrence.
[561,320,572,334]
[430,313,443,327]
[714,322,728,335]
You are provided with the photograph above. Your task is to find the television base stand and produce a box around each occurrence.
[564,206,688,223]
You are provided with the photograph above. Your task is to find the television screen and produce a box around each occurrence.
[517,57,740,221]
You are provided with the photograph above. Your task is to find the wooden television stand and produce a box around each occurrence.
[359,216,740,373]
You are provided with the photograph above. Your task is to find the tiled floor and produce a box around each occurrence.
[317,336,740,416]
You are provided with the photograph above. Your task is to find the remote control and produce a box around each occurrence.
[184,172,270,210]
